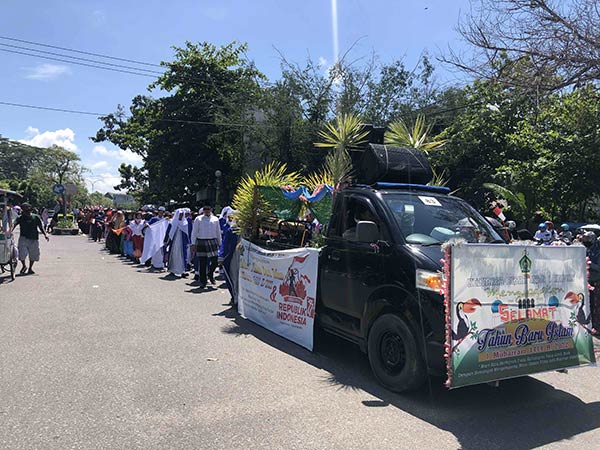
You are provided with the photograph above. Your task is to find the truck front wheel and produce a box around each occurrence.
[367,314,426,392]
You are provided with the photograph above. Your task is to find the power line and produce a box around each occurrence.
[0,42,164,75]
[0,98,484,130]
[0,35,162,68]
[0,48,157,78]
[0,41,262,100]
[0,100,106,116]
[0,100,276,128]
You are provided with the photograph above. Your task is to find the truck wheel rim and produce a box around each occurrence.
[380,331,406,375]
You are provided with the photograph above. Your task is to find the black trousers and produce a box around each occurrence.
[198,256,217,285]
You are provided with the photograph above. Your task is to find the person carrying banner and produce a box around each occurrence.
[219,212,240,304]
[582,231,600,330]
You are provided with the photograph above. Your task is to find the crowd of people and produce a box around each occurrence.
[76,204,239,303]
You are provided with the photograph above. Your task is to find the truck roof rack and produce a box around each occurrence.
[369,182,451,194]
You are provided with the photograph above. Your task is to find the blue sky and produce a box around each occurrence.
[0,0,471,192]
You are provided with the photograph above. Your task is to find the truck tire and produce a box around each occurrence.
[367,313,426,392]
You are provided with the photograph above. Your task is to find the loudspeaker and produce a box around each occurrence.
[356,144,433,185]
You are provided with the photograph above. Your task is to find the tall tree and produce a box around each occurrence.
[93,42,264,204]
[447,0,600,91]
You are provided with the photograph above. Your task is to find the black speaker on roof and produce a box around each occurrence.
[356,144,433,185]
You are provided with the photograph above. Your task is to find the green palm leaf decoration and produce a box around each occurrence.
[232,162,303,236]
[303,169,334,190]
[384,114,446,152]
[315,113,369,188]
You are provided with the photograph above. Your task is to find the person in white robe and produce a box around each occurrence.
[166,208,190,277]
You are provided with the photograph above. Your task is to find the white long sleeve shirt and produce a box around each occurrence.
[129,220,146,236]
[191,214,221,245]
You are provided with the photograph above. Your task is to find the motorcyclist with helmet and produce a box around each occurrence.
[558,223,573,244]
[534,222,554,245]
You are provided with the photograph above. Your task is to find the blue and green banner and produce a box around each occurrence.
[445,244,596,389]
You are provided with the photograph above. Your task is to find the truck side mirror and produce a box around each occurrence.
[356,221,379,243]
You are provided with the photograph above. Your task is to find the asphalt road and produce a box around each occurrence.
[1,234,600,450]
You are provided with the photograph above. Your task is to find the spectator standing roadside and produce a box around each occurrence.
[41,208,49,232]
[145,207,167,271]
[582,232,600,330]
[9,202,49,275]
[129,212,146,263]
[191,205,221,288]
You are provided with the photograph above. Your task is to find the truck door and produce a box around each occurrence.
[321,195,389,318]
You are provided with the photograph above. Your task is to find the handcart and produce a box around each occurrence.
[0,233,17,280]
[1,188,22,281]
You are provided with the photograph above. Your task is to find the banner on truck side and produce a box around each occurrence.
[445,243,596,389]
[238,239,318,351]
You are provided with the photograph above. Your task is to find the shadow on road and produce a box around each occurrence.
[216,308,600,450]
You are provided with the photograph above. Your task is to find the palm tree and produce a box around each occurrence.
[384,114,446,152]
[232,162,303,236]
[385,114,448,185]
[314,113,369,189]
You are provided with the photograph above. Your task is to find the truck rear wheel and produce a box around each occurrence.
[367,313,426,392]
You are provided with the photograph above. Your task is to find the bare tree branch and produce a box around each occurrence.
[442,0,600,91]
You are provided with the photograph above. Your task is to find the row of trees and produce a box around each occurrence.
[0,136,115,209]
[82,2,600,223]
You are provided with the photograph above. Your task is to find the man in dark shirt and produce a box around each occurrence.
[9,202,49,275]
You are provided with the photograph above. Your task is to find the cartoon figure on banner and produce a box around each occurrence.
[564,291,595,335]
[278,254,309,305]
[452,298,481,352]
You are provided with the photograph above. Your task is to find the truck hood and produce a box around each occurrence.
[405,244,444,271]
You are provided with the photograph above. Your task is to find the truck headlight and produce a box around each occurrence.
[416,269,444,292]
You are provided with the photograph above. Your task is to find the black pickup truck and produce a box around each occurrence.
[315,181,503,392]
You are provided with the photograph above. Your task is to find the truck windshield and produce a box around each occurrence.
[382,192,503,244]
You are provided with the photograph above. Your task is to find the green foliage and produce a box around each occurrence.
[384,114,446,152]
[55,214,75,228]
[482,183,527,214]
[434,80,600,223]
[94,41,264,205]
[315,114,369,187]
[232,162,303,235]
[0,137,86,208]
[87,192,114,208]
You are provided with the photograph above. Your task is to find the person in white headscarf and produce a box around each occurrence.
[145,206,167,271]
[219,206,234,231]
[165,208,190,278]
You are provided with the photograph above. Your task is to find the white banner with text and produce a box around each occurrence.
[238,239,318,351]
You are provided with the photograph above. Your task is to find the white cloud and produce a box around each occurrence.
[93,145,143,164]
[318,57,328,68]
[19,127,78,152]
[25,63,71,81]
[91,160,110,170]
[92,145,109,155]
[85,172,122,194]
